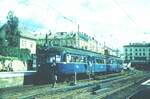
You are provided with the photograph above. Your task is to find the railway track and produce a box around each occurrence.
[35,71,149,99]
[0,72,124,98]
[1,71,147,99]
[93,74,149,99]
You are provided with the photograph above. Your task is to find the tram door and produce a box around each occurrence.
[104,57,110,72]
[87,56,94,78]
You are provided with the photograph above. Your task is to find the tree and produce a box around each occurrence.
[6,11,20,47]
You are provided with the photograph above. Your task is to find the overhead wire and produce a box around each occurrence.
[113,0,138,26]
[112,0,144,34]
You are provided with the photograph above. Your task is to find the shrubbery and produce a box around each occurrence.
[0,47,31,62]
[0,56,17,61]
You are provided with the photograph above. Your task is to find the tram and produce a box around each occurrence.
[36,46,123,82]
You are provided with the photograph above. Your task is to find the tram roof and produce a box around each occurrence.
[46,46,103,57]
[40,46,121,59]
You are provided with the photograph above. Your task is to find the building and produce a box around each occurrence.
[36,32,103,53]
[103,46,120,57]
[0,24,36,55]
[123,43,150,63]
[0,24,9,46]
[20,32,36,55]
[36,32,76,48]
[36,31,121,56]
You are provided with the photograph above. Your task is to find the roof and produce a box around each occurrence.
[123,43,150,47]
[44,46,103,58]
[39,46,121,60]
[79,32,90,41]
[20,33,36,40]
[19,29,37,40]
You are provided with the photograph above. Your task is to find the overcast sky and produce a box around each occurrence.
[0,0,150,51]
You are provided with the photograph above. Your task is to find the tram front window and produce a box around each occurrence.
[47,55,61,63]
[66,55,71,63]
[56,55,61,62]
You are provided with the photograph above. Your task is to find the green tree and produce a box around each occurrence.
[6,11,20,47]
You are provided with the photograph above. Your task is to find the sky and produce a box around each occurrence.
[0,0,150,51]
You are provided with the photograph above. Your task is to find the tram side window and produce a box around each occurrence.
[110,60,115,64]
[96,59,104,64]
[96,59,99,64]
[56,55,61,62]
[70,55,78,62]
[75,56,80,62]
[84,57,87,63]
[75,56,84,63]
[80,56,86,63]
[66,54,71,63]
[63,54,71,62]
[63,54,67,62]
[71,56,76,62]
[70,55,84,63]
[47,56,55,63]
[112,59,117,64]
[106,59,111,64]
[64,54,86,63]
[100,59,104,64]
[47,55,61,63]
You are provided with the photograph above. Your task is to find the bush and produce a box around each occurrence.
[0,55,17,61]
[0,47,31,62]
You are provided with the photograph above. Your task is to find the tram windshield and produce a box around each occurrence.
[46,55,61,63]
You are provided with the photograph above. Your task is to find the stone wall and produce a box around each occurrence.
[0,59,27,72]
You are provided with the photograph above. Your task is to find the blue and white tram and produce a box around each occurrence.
[105,55,123,73]
[93,56,107,74]
[41,47,100,74]
[37,46,122,82]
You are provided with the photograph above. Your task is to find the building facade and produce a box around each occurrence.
[20,34,36,54]
[36,31,120,56]
[0,24,36,55]
[123,43,150,63]
[36,32,103,53]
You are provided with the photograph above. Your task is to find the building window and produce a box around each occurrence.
[130,53,132,56]
[130,57,132,60]
[135,49,137,51]
[143,49,145,51]
[30,43,33,48]
[125,49,128,51]
[139,53,141,56]
[143,53,145,56]
[135,53,137,56]
[22,40,24,47]
[62,40,66,46]
[125,56,127,60]
[130,49,132,51]
[139,49,141,51]
[24,41,26,47]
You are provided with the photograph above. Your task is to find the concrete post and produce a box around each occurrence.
[74,72,77,85]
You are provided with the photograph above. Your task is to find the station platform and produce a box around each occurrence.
[0,71,36,78]
[0,71,36,88]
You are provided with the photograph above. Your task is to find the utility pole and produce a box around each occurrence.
[76,24,80,48]
[61,16,80,48]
